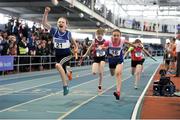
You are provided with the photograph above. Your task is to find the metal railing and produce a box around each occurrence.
[149,50,164,56]
[1,50,163,75]
[1,55,93,74]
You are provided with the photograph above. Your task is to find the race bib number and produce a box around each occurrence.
[96,49,105,57]
[109,48,121,56]
[135,52,142,57]
[54,38,70,49]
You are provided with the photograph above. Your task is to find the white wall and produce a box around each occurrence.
[129,38,161,44]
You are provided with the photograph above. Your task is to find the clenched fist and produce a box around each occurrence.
[45,7,51,13]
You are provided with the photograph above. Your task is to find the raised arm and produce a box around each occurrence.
[71,38,78,60]
[143,48,157,61]
[124,48,131,59]
[142,48,151,57]
[42,7,52,30]
[125,40,136,48]
[83,41,94,57]
[71,38,78,51]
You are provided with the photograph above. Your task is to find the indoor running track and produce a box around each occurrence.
[0,57,162,119]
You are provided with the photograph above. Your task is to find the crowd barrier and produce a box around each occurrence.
[0,55,93,75]
[0,50,163,75]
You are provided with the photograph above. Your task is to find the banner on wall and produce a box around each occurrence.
[0,56,14,71]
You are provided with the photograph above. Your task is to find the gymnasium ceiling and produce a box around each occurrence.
[0,0,103,29]
[0,0,179,32]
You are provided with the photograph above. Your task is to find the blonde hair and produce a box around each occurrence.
[96,28,105,35]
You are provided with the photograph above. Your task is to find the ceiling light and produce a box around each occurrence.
[67,12,70,16]
[79,13,84,18]
[96,22,100,26]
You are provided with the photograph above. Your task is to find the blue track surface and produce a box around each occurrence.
[0,57,161,119]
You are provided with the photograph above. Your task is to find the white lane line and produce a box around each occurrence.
[0,80,58,96]
[57,63,156,119]
[0,63,152,114]
[131,64,160,120]
[0,66,132,113]
[57,75,133,120]
[0,68,93,87]
[0,77,57,88]
[0,69,110,96]
[1,61,132,81]
[0,74,111,113]
[0,66,91,81]
[0,70,57,81]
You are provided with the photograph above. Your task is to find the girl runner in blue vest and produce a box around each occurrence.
[42,7,78,96]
